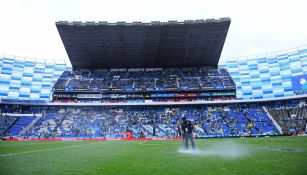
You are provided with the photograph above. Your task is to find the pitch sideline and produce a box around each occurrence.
[139,140,148,144]
[0,141,105,157]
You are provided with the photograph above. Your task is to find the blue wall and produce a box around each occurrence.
[1,46,307,101]
[0,57,68,101]
[219,46,307,100]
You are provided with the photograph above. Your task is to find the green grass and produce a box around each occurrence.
[1,136,307,175]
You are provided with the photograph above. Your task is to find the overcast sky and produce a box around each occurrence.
[0,0,306,65]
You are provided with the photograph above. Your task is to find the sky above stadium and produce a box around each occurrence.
[0,0,307,65]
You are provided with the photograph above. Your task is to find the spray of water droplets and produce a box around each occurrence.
[177,141,249,158]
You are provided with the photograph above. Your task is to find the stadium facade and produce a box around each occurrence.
[0,18,306,139]
[220,46,307,100]
[0,57,69,101]
[0,46,306,101]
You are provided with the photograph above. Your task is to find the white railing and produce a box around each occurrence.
[262,106,283,134]
[20,114,43,135]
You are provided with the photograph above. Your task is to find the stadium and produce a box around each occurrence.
[1,1,307,175]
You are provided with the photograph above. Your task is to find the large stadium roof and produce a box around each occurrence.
[56,18,230,69]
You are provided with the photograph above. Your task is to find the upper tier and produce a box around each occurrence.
[53,67,236,93]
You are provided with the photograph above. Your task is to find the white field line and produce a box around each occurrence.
[141,143,180,145]
[139,140,148,145]
[139,141,180,146]
[140,143,162,145]
[0,142,104,157]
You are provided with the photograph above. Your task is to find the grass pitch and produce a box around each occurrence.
[1,136,307,175]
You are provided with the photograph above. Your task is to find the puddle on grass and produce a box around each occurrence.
[176,141,250,158]
[256,147,304,152]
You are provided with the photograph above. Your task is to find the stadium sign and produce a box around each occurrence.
[291,74,307,91]
[53,94,77,98]
[77,94,102,99]
[53,90,235,100]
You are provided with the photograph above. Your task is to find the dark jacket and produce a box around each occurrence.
[181,121,194,133]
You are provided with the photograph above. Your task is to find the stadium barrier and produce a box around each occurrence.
[1,94,306,106]
[3,137,182,141]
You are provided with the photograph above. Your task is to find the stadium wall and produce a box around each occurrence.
[219,46,307,100]
[1,46,307,102]
[0,56,69,101]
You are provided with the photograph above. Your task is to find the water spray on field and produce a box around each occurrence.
[177,141,249,158]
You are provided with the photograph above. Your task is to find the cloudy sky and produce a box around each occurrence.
[0,0,306,65]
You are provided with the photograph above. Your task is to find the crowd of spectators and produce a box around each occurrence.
[53,67,235,92]
[0,114,18,134]
[267,102,307,134]
[1,103,281,138]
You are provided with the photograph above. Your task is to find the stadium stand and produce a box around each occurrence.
[0,115,18,134]
[266,103,307,134]
[1,19,307,141]
[53,67,235,92]
[5,115,36,135]
[3,98,306,139]
[0,102,285,138]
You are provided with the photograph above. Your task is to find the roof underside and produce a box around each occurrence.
[56,18,230,69]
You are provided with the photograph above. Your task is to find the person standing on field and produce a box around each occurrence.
[181,117,195,150]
